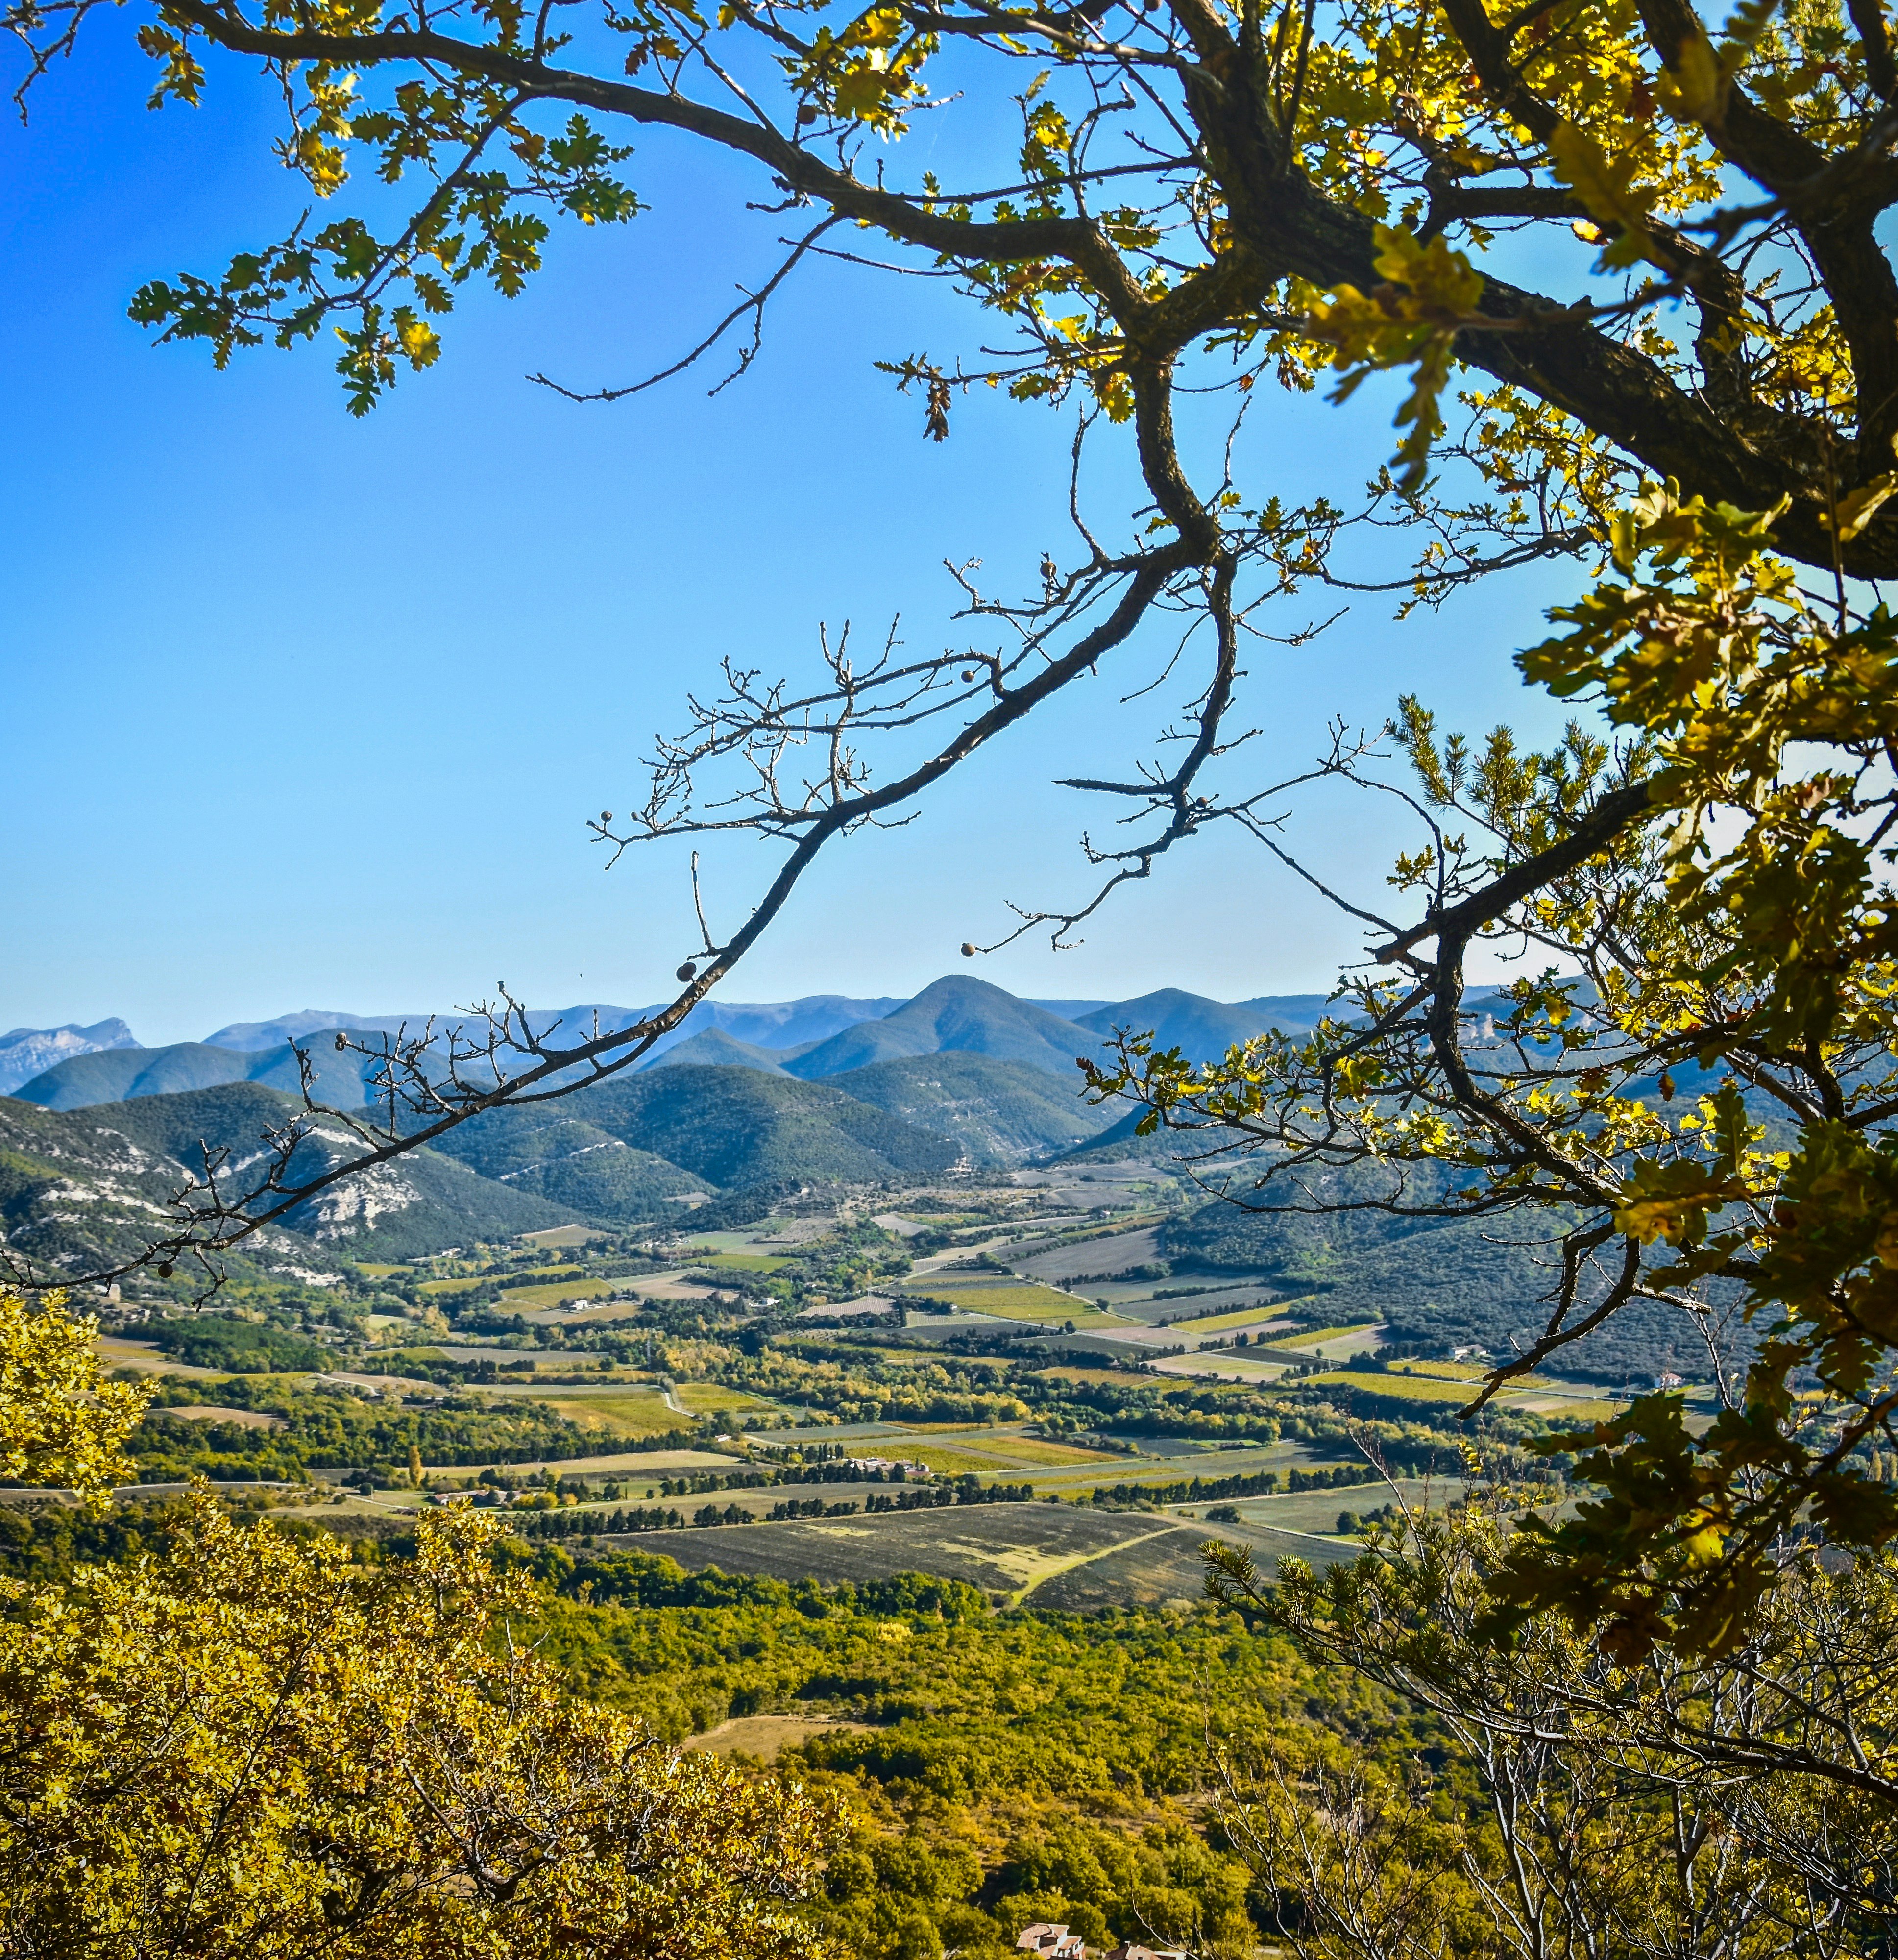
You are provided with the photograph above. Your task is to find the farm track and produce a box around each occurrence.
[1008,1523,1184,1608]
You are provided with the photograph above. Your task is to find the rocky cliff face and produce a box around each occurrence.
[0,1019,138,1095]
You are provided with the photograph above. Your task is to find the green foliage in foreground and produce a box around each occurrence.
[0,1496,834,1959]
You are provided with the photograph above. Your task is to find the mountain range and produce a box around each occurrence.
[0,1042,1128,1272]
[8,978,1330,1112]
[0,978,1329,1271]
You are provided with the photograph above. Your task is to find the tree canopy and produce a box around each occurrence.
[0,1290,148,1501]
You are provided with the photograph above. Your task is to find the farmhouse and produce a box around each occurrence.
[847,1456,931,1479]
[1017,1926,1086,1960]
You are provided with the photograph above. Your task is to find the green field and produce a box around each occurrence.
[510,1390,685,1437]
[1273,1322,1381,1348]
[673,1382,776,1414]
[887,1442,1042,1476]
[952,1431,1125,1467]
[499,1277,616,1307]
[1508,1393,1622,1421]
[900,1279,1133,1325]
[686,1253,796,1274]
[1305,1369,1475,1403]
[1168,1302,1296,1334]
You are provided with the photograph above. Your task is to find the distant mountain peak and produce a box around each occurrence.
[203,1010,429,1051]
[0,1018,140,1097]
[783,974,1095,1080]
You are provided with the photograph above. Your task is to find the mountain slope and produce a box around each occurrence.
[0,1085,581,1274]
[17,1039,399,1113]
[14,1043,252,1108]
[91,1084,583,1259]
[433,1066,959,1194]
[827,1053,1119,1163]
[24,985,1362,1111]
[0,1020,140,1095]
[202,1010,426,1050]
[1160,1161,1741,1383]
[786,977,1092,1078]
[646,1028,796,1073]
[408,1101,711,1222]
[0,1094,235,1277]
[1076,989,1334,1058]
[655,994,903,1054]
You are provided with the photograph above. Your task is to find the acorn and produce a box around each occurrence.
[334,1032,348,1050]
[961,669,976,682]
[677,962,698,982]
[961,943,977,957]
[601,810,613,823]
[157,1263,174,1279]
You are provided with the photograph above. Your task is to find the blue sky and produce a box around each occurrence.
[1,31,1587,1045]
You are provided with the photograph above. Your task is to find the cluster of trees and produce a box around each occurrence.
[518,1474,1039,1539]
[144,1312,334,1374]
[718,1342,1033,1426]
[1046,1373,1509,1471]
[1085,1463,1396,1511]
[129,1376,654,1480]
[16,1282,1898,1957]
[519,1545,1334,1955]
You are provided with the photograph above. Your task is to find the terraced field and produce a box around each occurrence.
[686,1252,795,1274]
[1307,1367,1622,1420]
[520,1225,610,1249]
[1305,1370,1475,1404]
[149,1404,286,1430]
[1166,1303,1299,1335]
[1180,1475,1468,1536]
[956,1432,1122,1467]
[1270,1322,1382,1350]
[1149,1352,1291,1383]
[95,1337,222,1379]
[1009,1225,1165,1284]
[888,1442,1049,1476]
